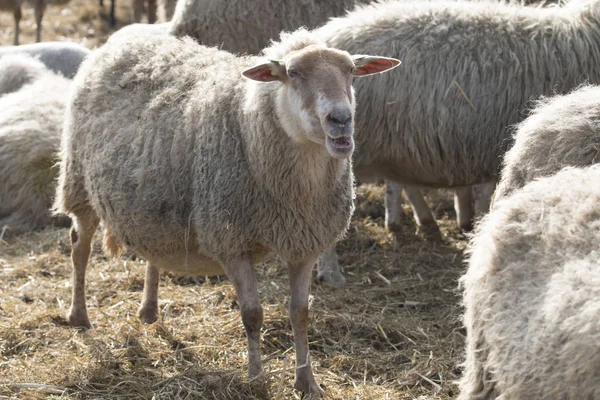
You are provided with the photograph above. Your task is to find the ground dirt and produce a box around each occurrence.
[1,3,469,398]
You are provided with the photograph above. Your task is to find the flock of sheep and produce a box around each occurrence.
[1,0,599,398]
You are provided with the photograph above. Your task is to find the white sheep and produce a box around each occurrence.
[0,57,72,238]
[459,165,600,399]
[315,0,600,279]
[0,53,47,96]
[0,42,90,79]
[54,29,399,396]
[493,84,600,203]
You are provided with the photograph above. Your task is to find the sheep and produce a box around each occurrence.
[168,0,371,55]
[53,30,399,396]
[315,0,600,279]
[0,53,47,96]
[0,42,90,79]
[459,164,600,399]
[0,61,72,238]
[493,84,600,204]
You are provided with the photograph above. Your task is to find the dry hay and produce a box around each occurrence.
[0,184,468,399]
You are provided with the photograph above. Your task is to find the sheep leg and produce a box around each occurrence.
[33,0,45,43]
[384,180,406,232]
[138,263,159,324]
[109,0,116,26]
[13,5,21,45]
[68,212,100,329]
[133,0,144,22]
[147,0,157,24]
[316,248,345,288]
[224,255,263,377]
[454,187,474,232]
[403,185,441,236]
[473,181,496,218]
[288,257,324,397]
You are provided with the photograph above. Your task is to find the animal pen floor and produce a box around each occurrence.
[1,3,468,399]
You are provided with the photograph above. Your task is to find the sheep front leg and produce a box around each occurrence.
[224,255,263,377]
[68,213,100,329]
[454,186,474,232]
[288,257,324,397]
[317,247,345,288]
[138,263,159,324]
[473,181,496,218]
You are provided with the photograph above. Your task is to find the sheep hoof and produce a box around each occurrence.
[68,308,92,330]
[294,378,324,398]
[385,220,403,233]
[137,306,158,324]
[459,220,474,232]
[317,269,346,288]
[417,220,443,241]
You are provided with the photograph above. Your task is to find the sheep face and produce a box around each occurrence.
[243,46,400,159]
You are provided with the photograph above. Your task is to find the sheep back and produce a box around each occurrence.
[459,165,600,399]
[169,0,368,54]
[494,85,600,202]
[56,34,354,272]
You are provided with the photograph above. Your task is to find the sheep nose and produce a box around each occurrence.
[327,110,352,128]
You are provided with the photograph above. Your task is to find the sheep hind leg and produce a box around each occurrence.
[13,5,21,45]
[403,185,441,238]
[33,0,45,43]
[146,0,157,23]
[224,255,263,377]
[68,211,100,329]
[138,263,159,324]
[317,247,345,288]
[288,257,324,397]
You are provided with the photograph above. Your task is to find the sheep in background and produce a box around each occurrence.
[493,85,600,203]
[0,42,90,79]
[168,0,370,54]
[0,0,45,45]
[54,30,398,396]
[459,165,600,399]
[0,60,71,238]
[315,0,600,279]
[99,0,116,26]
[0,53,47,95]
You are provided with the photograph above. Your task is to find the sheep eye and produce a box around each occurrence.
[288,69,302,78]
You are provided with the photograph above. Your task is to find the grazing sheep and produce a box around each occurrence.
[0,63,71,237]
[0,53,47,96]
[315,0,600,278]
[493,85,600,203]
[0,42,90,79]
[459,165,600,399]
[168,0,370,54]
[54,30,398,395]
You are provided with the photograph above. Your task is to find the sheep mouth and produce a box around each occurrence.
[326,135,354,158]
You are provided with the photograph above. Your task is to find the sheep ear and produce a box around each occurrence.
[352,55,401,76]
[242,61,285,82]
